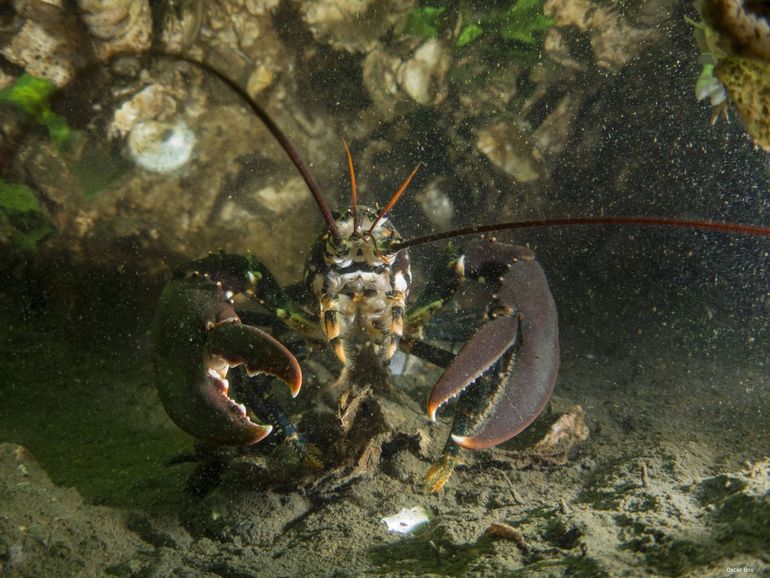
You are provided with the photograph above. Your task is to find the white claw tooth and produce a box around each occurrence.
[208,370,230,394]
[236,402,247,416]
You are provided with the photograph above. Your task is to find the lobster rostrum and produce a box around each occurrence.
[152,57,770,492]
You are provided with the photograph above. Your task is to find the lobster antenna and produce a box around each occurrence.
[156,54,341,241]
[391,216,770,251]
[368,163,421,234]
[343,138,359,235]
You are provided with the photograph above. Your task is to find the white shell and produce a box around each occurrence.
[388,350,408,376]
[128,120,195,173]
[380,506,430,535]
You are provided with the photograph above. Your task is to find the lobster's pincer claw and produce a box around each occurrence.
[153,276,302,446]
[205,323,302,399]
[427,242,559,451]
[427,315,519,424]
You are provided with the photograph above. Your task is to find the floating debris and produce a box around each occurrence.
[415,178,454,230]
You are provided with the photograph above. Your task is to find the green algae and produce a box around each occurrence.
[0,74,75,149]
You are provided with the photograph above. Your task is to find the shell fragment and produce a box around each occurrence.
[380,506,430,535]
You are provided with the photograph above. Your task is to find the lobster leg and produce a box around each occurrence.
[234,370,323,469]
[152,257,303,446]
[422,239,559,490]
[404,244,464,338]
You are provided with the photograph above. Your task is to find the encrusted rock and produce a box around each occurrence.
[397,39,451,106]
[543,28,585,72]
[362,49,406,117]
[249,176,311,215]
[477,122,545,183]
[164,0,288,97]
[693,0,770,151]
[527,405,589,464]
[0,9,80,86]
[533,93,584,155]
[12,0,64,20]
[300,0,414,53]
[109,83,180,139]
[157,0,205,52]
[363,39,450,118]
[698,0,770,61]
[78,0,152,61]
[544,0,659,70]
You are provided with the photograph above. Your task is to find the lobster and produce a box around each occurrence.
[151,56,770,492]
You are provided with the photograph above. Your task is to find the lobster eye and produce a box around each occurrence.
[377,237,393,252]
[329,236,350,256]
[331,210,341,220]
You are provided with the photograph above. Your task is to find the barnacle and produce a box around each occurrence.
[77,0,152,60]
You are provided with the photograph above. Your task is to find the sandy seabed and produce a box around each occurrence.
[1,286,768,577]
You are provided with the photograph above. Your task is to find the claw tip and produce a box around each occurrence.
[247,423,273,445]
[283,356,302,398]
[451,434,470,447]
[451,434,496,450]
[289,369,302,398]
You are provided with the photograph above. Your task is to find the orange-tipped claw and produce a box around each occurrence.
[426,316,519,423]
[426,241,559,451]
[153,277,301,446]
[207,323,302,399]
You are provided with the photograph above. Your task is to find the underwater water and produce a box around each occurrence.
[0,1,768,576]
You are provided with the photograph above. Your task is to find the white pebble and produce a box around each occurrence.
[381,506,430,535]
